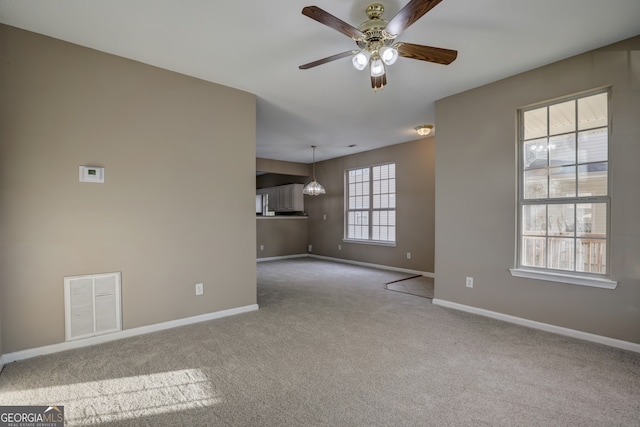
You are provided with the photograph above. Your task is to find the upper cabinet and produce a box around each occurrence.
[257,183,304,213]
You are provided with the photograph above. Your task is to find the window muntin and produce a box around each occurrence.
[518,90,609,276]
[346,163,396,243]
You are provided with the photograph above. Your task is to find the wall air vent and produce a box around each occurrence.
[64,272,122,341]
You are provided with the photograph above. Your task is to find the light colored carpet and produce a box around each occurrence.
[385,275,434,298]
[0,258,639,426]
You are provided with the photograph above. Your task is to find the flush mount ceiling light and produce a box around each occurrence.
[303,145,326,196]
[299,1,458,92]
[415,125,433,136]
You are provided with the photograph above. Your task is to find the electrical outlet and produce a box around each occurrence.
[407,252,411,260]
[195,283,204,295]
[466,277,474,288]
[338,244,342,251]
[323,214,327,220]
[308,244,312,252]
[259,244,264,251]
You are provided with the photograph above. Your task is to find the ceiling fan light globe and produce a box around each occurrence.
[352,51,370,71]
[379,46,398,65]
[370,58,385,77]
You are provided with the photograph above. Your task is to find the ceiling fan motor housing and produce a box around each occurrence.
[365,3,384,19]
[356,3,396,52]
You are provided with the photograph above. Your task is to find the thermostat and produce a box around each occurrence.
[79,166,105,183]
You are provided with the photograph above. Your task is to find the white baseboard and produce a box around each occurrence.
[256,254,308,262]
[2,304,259,365]
[309,254,434,278]
[432,298,640,353]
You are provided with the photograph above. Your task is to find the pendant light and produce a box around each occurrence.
[303,145,326,196]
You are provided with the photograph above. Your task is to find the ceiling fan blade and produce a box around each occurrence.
[396,42,457,65]
[302,6,364,39]
[299,51,357,70]
[385,0,443,36]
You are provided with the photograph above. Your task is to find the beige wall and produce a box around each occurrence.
[0,295,3,361]
[256,158,310,176]
[256,158,310,189]
[257,218,308,258]
[435,36,640,343]
[306,138,435,273]
[256,174,308,189]
[0,25,257,353]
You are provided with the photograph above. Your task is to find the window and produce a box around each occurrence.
[345,163,396,244]
[514,89,615,288]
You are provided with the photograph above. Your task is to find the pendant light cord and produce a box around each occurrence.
[312,145,317,180]
[313,162,316,180]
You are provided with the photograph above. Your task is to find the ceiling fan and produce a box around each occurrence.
[299,0,457,91]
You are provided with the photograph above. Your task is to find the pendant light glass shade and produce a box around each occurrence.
[303,145,326,196]
[302,179,326,195]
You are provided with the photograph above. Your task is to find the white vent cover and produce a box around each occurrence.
[64,272,122,341]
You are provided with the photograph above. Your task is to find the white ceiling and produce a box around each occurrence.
[1,0,639,163]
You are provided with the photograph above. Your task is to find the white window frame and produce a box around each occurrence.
[510,88,617,289]
[344,163,396,246]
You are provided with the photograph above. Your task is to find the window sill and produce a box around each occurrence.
[509,268,617,289]
[343,239,396,248]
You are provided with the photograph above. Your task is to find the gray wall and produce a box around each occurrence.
[0,293,3,362]
[256,158,310,188]
[256,174,308,189]
[256,158,310,177]
[0,25,257,353]
[257,218,309,258]
[307,138,435,273]
[434,36,640,343]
